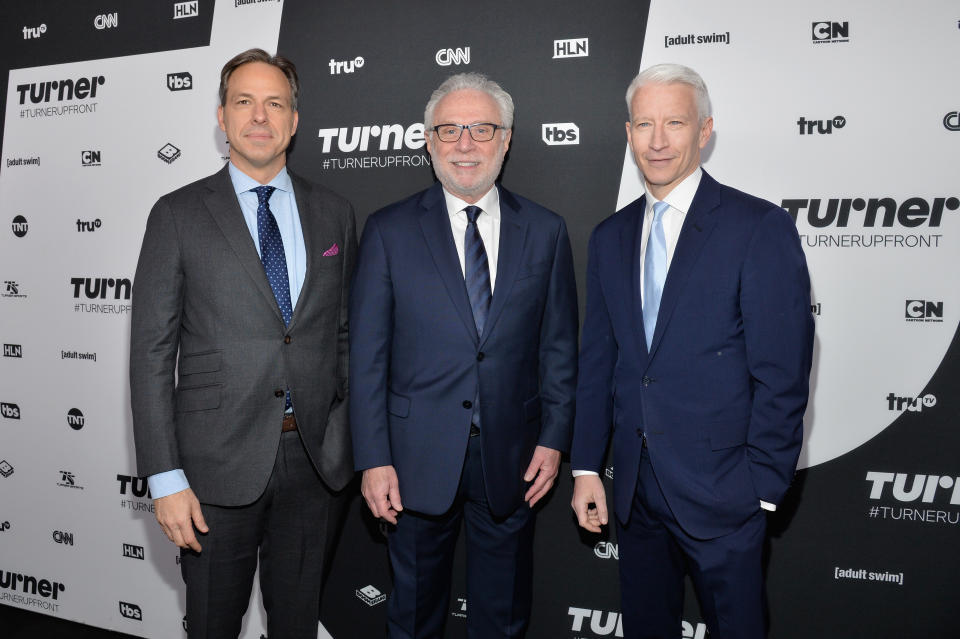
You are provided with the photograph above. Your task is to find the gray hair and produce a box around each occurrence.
[424,72,515,132]
[625,63,711,124]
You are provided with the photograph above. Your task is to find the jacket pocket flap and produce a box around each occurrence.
[176,384,222,412]
[179,350,222,375]
[523,394,541,422]
[387,391,410,418]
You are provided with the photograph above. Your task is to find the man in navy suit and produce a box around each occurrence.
[571,64,814,639]
[350,72,578,638]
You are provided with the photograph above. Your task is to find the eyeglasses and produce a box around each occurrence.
[432,123,504,143]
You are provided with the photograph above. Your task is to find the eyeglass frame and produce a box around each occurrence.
[430,122,506,143]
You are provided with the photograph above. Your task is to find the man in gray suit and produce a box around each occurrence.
[130,49,355,638]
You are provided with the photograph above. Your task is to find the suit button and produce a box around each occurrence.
[636,428,643,437]
[284,335,291,344]
[476,352,484,361]
[462,400,473,409]
[274,390,284,398]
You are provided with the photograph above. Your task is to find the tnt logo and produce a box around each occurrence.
[542,123,579,145]
[1,403,20,420]
[12,215,28,238]
[81,150,101,166]
[905,300,943,322]
[436,47,470,66]
[812,21,849,43]
[329,57,365,75]
[355,584,386,606]
[94,13,118,29]
[122,543,145,560]
[553,37,589,59]
[67,408,85,430]
[119,601,142,620]
[594,541,619,560]
[167,72,192,91]
[53,530,74,545]
[3,344,22,358]
[173,1,198,19]
[797,115,845,135]
[886,392,936,412]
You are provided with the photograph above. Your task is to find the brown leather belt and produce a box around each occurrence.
[281,413,298,432]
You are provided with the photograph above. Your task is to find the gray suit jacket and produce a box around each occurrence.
[130,164,356,506]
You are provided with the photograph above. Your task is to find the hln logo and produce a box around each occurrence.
[81,150,101,166]
[812,21,849,43]
[905,300,943,321]
[122,543,145,560]
[3,344,22,358]
[173,1,198,19]
[553,37,589,59]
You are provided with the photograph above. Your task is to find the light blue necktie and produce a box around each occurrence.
[642,200,669,350]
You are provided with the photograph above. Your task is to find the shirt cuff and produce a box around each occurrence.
[572,470,599,478]
[147,469,190,499]
[760,500,776,511]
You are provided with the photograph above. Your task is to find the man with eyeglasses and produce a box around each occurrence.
[350,72,578,638]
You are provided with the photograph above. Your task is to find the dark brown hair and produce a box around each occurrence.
[218,48,300,111]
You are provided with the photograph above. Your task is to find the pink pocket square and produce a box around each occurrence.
[322,243,339,257]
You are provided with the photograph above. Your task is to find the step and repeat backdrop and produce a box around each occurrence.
[2,1,958,637]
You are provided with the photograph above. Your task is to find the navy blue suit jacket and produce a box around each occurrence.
[350,183,578,517]
[571,171,814,539]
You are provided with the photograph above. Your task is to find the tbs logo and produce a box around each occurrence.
[812,21,849,43]
[119,601,142,620]
[1,403,20,420]
[167,72,192,91]
[542,123,579,145]
[905,300,943,322]
[81,150,101,166]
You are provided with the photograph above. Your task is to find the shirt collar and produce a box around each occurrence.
[227,162,293,196]
[647,167,702,215]
[443,185,501,220]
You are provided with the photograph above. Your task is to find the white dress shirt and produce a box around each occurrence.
[442,186,501,291]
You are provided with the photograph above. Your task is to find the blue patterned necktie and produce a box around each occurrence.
[642,200,670,350]
[464,205,492,337]
[253,185,293,411]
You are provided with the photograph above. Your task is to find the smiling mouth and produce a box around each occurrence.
[452,161,479,167]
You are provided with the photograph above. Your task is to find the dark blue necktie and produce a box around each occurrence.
[464,205,492,337]
[253,185,293,411]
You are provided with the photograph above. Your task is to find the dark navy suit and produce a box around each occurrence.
[572,171,814,638]
[350,182,578,637]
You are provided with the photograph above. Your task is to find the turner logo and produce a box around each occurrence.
[553,37,589,58]
[905,300,943,322]
[812,21,849,43]
[12,216,28,238]
[0,570,66,601]
[866,471,960,505]
[67,408,85,430]
[71,277,131,300]
[81,151,101,166]
[436,47,470,66]
[167,72,192,91]
[568,607,707,638]
[886,392,936,412]
[22,24,47,39]
[173,1,198,19]
[318,123,425,153]
[542,123,579,145]
[117,474,151,498]
[16,76,105,105]
[594,541,619,560]
[1,403,20,419]
[3,344,22,358]
[329,57,364,75]
[797,115,845,135]
[122,543,145,560]
[355,584,386,606]
[94,13,118,29]
[119,601,143,620]
[782,197,958,228]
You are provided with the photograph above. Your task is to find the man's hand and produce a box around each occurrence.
[361,465,403,524]
[523,446,562,507]
[572,474,608,533]
[154,488,208,552]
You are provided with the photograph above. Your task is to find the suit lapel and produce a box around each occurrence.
[288,172,316,331]
[203,165,285,326]
[647,172,722,359]
[418,184,479,343]
[621,196,648,356]
[480,186,527,349]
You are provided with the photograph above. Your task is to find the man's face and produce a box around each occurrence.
[425,89,511,204]
[626,82,712,201]
[217,61,298,181]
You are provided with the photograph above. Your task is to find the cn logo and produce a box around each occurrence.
[812,21,849,43]
[905,300,943,321]
[542,123,579,145]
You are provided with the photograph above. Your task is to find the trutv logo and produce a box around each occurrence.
[866,471,960,505]
[886,392,936,412]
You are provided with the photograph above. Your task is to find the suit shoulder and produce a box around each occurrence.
[366,188,429,225]
[290,171,354,214]
[153,169,222,208]
[715,181,783,219]
[592,197,642,236]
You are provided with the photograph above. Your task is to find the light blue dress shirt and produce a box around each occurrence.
[147,163,307,499]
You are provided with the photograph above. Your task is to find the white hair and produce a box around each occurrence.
[424,72,515,131]
[625,63,712,123]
